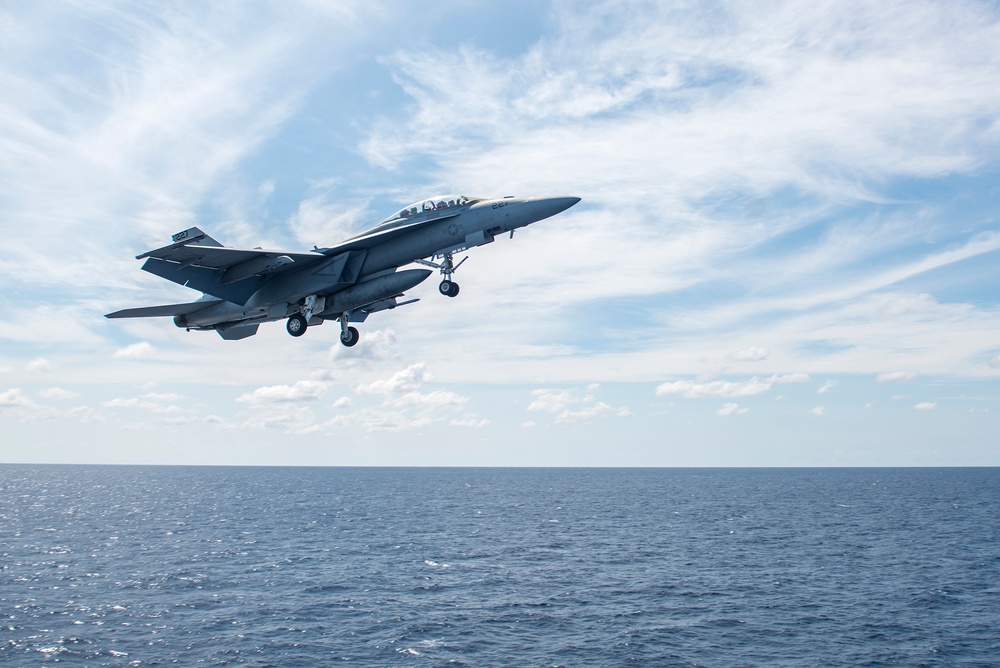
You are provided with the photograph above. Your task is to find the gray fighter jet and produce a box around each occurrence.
[106,195,580,344]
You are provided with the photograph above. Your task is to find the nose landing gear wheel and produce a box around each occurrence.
[340,326,359,347]
[439,280,460,297]
[286,314,307,337]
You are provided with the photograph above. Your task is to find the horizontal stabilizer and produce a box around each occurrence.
[105,299,222,319]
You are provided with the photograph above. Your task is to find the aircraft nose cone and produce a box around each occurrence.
[551,196,581,214]
[528,196,581,221]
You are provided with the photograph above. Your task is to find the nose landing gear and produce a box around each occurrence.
[417,253,467,298]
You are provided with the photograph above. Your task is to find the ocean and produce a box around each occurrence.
[1,466,998,666]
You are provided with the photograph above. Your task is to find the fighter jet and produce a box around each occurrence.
[106,195,580,344]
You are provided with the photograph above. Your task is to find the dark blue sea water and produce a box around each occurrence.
[1,467,998,667]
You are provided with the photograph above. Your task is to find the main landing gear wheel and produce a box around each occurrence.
[286,314,307,337]
[439,280,460,297]
[340,326,359,347]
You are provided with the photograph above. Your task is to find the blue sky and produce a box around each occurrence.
[2,0,1000,466]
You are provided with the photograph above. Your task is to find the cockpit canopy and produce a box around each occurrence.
[379,195,479,225]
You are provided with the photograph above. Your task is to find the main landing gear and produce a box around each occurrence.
[286,313,307,337]
[338,313,359,347]
[417,253,466,298]
[286,292,357,347]
[286,312,359,346]
[287,294,325,338]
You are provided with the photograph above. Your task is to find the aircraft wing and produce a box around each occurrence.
[105,299,223,319]
[138,241,323,277]
[135,226,328,305]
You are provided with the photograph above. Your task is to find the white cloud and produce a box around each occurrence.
[989,356,1000,369]
[528,389,590,413]
[818,381,836,394]
[769,373,811,385]
[879,293,939,317]
[656,377,772,398]
[289,363,492,433]
[114,342,155,359]
[103,392,183,414]
[356,363,428,395]
[239,405,319,434]
[343,408,435,433]
[386,390,467,410]
[729,347,769,362]
[27,358,53,372]
[237,380,328,404]
[809,406,826,416]
[716,403,749,417]
[39,387,78,400]
[0,388,34,409]
[914,402,937,411]
[0,4,342,288]
[0,386,61,423]
[329,329,400,367]
[369,0,1000,220]
[555,402,613,424]
[878,371,919,383]
[528,386,631,424]
[287,194,372,246]
[67,406,106,424]
[450,417,490,428]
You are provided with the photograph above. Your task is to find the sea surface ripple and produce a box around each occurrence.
[2,466,998,666]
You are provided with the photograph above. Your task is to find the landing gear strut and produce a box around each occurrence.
[417,253,466,298]
[339,313,359,347]
[288,294,325,338]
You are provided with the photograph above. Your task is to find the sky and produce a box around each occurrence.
[2,0,1000,467]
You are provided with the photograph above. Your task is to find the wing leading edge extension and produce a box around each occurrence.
[315,209,462,256]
